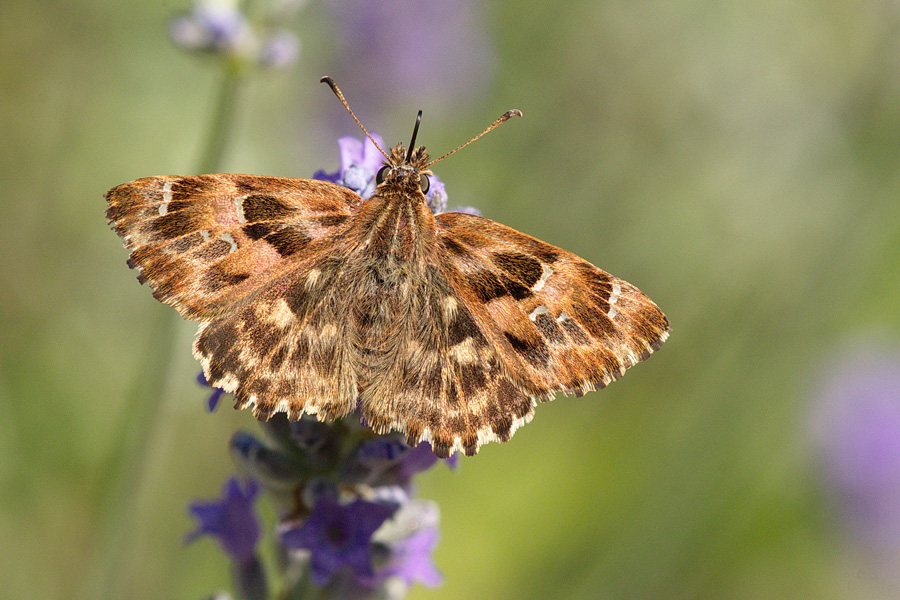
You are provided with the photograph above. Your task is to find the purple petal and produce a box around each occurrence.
[337,136,366,173]
[281,497,396,586]
[312,168,341,183]
[359,134,386,172]
[400,442,441,477]
[186,478,261,563]
[389,527,443,586]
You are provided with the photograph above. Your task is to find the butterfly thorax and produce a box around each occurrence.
[329,144,446,387]
[344,144,436,262]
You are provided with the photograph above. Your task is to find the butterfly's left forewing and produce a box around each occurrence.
[105,174,363,320]
[435,212,670,400]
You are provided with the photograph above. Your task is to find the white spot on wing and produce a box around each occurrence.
[235,195,247,223]
[556,311,571,323]
[201,230,211,242]
[529,305,549,322]
[404,398,538,457]
[158,181,173,216]
[532,263,553,292]
[220,232,238,253]
[449,337,479,364]
[268,299,294,328]
[607,283,621,319]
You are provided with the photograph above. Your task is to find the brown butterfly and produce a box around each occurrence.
[105,77,669,457]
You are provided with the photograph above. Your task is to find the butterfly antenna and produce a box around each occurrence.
[424,109,523,168]
[320,76,390,161]
[406,110,423,162]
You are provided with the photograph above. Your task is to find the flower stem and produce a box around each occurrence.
[197,64,245,174]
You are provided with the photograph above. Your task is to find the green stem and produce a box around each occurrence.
[197,65,245,174]
[78,65,246,600]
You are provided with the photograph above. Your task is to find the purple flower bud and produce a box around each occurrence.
[341,439,454,489]
[301,477,340,510]
[230,431,302,491]
[197,371,226,412]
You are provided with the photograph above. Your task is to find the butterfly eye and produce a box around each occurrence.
[376,166,391,185]
[419,174,430,194]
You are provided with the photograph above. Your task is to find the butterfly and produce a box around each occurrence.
[105,77,669,457]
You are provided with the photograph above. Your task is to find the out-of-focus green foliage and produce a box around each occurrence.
[3,1,900,599]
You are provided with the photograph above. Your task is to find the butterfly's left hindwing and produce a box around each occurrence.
[105,174,363,320]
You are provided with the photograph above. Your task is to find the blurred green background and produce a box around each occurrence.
[3,0,900,599]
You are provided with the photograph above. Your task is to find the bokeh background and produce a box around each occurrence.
[3,0,900,598]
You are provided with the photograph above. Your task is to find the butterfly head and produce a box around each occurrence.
[375,151,433,195]
[374,115,433,196]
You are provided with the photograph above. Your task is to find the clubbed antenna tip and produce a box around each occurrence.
[425,109,523,168]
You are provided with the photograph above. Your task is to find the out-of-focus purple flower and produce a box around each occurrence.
[314,134,385,199]
[186,478,261,564]
[258,30,301,68]
[230,431,303,491]
[169,1,300,69]
[197,371,225,412]
[281,498,397,585]
[314,134,449,212]
[811,346,900,550]
[325,0,495,115]
[383,525,442,587]
[397,441,460,478]
[365,500,443,589]
[169,1,250,53]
